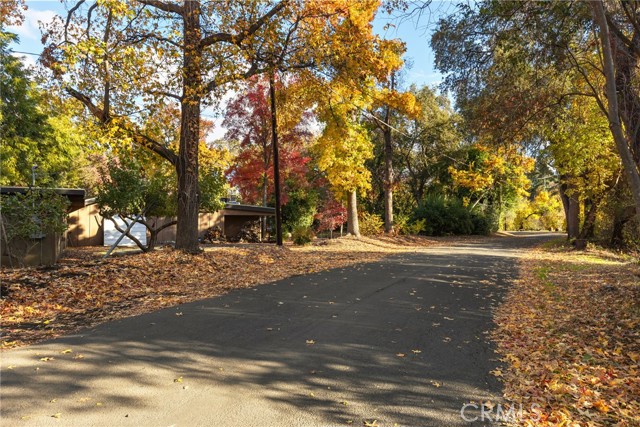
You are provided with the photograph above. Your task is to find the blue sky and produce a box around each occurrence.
[7,1,453,137]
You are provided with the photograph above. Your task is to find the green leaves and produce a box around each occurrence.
[1,189,69,241]
[0,189,70,266]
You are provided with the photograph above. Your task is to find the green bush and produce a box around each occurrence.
[414,196,490,235]
[282,189,318,233]
[359,211,384,236]
[395,215,428,235]
[407,218,428,235]
[470,211,492,235]
[292,226,314,245]
[1,189,69,266]
[393,214,410,235]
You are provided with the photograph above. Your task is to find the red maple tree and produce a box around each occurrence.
[224,76,312,206]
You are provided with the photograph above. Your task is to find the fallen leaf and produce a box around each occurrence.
[593,400,610,413]
[490,369,503,377]
[40,357,54,362]
[174,376,183,383]
[60,349,72,354]
[52,413,61,419]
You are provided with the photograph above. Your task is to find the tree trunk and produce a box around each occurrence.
[567,196,580,240]
[347,190,360,237]
[591,1,640,218]
[558,178,580,239]
[578,198,598,240]
[611,205,635,246]
[175,1,202,253]
[148,228,158,251]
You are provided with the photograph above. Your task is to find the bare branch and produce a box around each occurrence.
[125,32,181,48]
[136,134,178,165]
[109,217,147,251]
[605,13,640,58]
[156,220,177,233]
[200,1,287,48]
[136,0,183,15]
[149,90,182,101]
[86,2,98,38]
[65,0,86,41]
[66,87,107,122]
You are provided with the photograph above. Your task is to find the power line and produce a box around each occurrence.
[10,50,41,56]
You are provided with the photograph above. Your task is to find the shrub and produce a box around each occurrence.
[395,215,428,235]
[282,189,318,233]
[407,218,428,235]
[292,226,314,245]
[1,189,69,266]
[359,211,384,236]
[394,214,410,235]
[470,211,492,235]
[414,196,490,235]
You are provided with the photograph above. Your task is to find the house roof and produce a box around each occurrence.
[0,186,86,211]
[223,203,275,215]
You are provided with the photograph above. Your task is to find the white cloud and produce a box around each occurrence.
[7,8,57,42]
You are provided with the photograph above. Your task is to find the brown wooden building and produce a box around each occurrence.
[1,185,274,268]
[67,202,275,246]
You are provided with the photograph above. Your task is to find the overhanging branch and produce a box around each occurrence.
[200,1,286,48]
[137,0,183,15]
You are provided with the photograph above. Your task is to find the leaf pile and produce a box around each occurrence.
[0,236,437,349]
[493,243,640,426]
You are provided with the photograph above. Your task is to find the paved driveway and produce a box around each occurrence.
[0,232,558,426]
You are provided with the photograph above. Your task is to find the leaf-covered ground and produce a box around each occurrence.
[0,236,441,350]
[493,241,640,427]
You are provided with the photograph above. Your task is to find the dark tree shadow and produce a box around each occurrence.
[0,233,558,427]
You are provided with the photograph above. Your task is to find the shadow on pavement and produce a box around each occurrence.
[1,232,559,427]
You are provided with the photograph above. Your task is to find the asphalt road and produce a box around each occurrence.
[0,232,558,427]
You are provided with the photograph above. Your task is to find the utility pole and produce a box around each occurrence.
[269,71,283,246]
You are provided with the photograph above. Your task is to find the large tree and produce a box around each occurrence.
[43,0,402,252]
[394,85,461,207]
[430,0,640,226]
[367,72,420,233]
[42,1,290,253]
[0,30,93,189]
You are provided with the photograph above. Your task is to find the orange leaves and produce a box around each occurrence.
[493,244,640,426]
